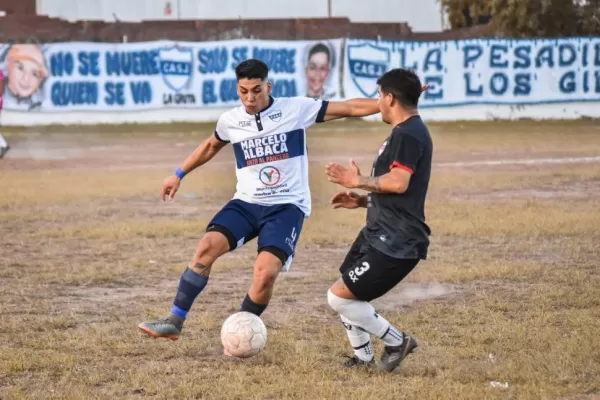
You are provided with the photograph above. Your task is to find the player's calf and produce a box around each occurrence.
[340,315,375,366]
[241,249,283,317]
[328,287,417,372]
[138,232,229,340]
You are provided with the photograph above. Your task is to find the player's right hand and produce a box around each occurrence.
[330,191,363,209]
[161,175,181,201]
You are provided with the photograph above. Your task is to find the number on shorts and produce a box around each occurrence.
[348,261,370,283]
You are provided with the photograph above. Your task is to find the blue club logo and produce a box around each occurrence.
[347,42,391,98]
[268,109,282,123]
[159,46,193,92]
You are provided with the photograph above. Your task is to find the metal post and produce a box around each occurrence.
[327,0,332,18]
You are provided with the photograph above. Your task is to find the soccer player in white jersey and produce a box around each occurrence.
[138,59,393,346]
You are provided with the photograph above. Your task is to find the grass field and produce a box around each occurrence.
[1,119,600,400]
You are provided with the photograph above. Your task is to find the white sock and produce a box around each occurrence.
[328,289,404,347]
[340,315,373,362]
[0,135,7,148]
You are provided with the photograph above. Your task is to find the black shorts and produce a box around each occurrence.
[340,232,419,302]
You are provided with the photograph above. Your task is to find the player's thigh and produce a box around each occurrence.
[256,204,305,268]
[206,200,260,252]
[339,231,368,275]
[342,249,420,302]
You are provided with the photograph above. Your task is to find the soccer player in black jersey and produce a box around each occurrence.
[325,68,433,372]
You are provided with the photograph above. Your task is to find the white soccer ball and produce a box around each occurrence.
[220,311,268,358]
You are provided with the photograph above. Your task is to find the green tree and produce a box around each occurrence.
[440,0,599,37]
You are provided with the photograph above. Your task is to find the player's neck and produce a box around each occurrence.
[389,108,419,126]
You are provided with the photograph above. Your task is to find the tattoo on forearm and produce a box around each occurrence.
[358,176,381,192]
[192,262,211,277]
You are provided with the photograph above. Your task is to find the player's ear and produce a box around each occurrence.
[266,80,273,94]
[386,92,395,108]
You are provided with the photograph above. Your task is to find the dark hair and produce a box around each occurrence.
[376,68,422,108]
[308,43,330,61]
[235,59,269,81]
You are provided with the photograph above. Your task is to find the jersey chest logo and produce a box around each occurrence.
[267,109,282,123]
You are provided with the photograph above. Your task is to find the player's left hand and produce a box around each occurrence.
[326,159,361,188]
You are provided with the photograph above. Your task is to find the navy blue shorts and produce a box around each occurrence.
[206,199,305,271]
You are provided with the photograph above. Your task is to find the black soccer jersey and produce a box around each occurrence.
[362,115,433,260]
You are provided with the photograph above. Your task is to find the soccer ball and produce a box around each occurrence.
[220,311,268,358]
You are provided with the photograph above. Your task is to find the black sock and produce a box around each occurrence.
[171,267,209,319]
[240,293,268,316]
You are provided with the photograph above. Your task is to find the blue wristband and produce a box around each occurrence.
[175,167,186,179]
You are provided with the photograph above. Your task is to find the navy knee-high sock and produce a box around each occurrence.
[171,267,209,320]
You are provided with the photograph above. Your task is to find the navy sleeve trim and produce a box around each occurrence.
[315,100,329,123]
[214,131,229,143]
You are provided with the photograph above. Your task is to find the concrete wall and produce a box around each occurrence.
[34,0,445,32]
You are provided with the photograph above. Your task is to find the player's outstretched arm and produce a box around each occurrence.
[322,85,429,122]
[161,135,228,201]
[326,159,411,194]
[322,98,379,122]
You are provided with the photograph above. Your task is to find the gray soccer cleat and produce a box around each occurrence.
[379,332,419,372]
[138,316,183,341]
[0,145,10,159]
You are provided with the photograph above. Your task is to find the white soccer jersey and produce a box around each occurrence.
[214,96,328,216]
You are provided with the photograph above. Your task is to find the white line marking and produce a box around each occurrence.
[436,156,600,168]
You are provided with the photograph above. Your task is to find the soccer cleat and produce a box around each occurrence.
[379,332,419,372]
[342,355,376,369]
[138,317,183,341]
[0,145,10,159]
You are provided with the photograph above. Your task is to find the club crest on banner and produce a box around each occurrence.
[159,46,193,92]
[347,43,391,98]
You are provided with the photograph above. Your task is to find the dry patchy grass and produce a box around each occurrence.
[1,120,600,399]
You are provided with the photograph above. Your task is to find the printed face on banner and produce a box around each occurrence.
[304,42,336,100]
[0,44,48,111]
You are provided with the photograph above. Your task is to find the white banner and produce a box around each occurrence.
[0,39,343,112]
[1,37,599,122]
[343,38,600,107]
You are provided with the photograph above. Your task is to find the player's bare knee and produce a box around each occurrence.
[252,263,279,291]
[193,233,229,267]
[328,289,343,312]
[192,240,213,265]
[328,283,357,314]
[252,253,281,292]
[253,249,283,288]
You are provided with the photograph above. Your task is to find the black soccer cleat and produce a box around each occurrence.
[379,332,419,372]
[342,355,376,369]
